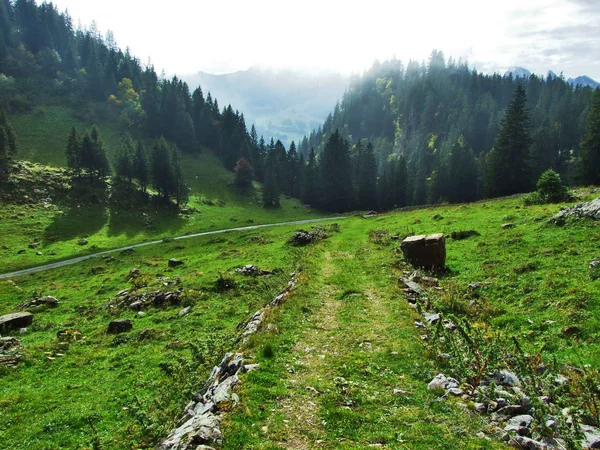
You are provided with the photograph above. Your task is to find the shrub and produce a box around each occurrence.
[234,158,254,188]
[536,169,570,203]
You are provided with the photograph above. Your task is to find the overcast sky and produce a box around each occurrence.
[49,0,600,80]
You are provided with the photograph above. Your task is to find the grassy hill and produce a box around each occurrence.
[1,106,326,273]
[1,189,599,449]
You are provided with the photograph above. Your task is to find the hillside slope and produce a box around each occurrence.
[1,190,599,448]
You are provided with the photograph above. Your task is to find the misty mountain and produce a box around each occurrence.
[504,66,532,79]
[567,75,600,89]
[506,67,599,89]
[181,67,349,146]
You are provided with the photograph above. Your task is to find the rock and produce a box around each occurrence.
[474,402,487,414]
[120,248,135,255]
[168,259,184,268]
[107,319,133,334]
[0,337,21,353]
[549,198,600,225]
[562,325,580,336]
[424,312,440,325]
[400,233,446,271]
[510,436,548,449]
[17,249,26,254]
[17,296,59,309]
[28,242,40,249]
[432,214,444,221]
[77,238,88,246]
[427,374,459,391]
[400,278,425,295]
[581,424,600,449]
[235,264,273,276]
[468,282,491,291]
[36,251,42,256]
[447,388,464,396]
[451,230,481,240]
[288,229,328,246]
[492,370,521,387]
[0,312,33,332]
[501,223,516,229]
[179,306,192,317]
[159,412,222,449]
[505,414,534,436]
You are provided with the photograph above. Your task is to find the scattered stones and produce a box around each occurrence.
[16,296,59,310]
[0,312,33,333]
[107,319,133,334]
[0,337,21,353]
[110,289,183,310]
[548,198,600,225]
[168,259,184,268]
[501,223,515,229]
[235,265,273,277]
[288,227,329,246]
[400,233,446,271]
[57,328,82,342]
[451,230,481,240]
[423,312,440,325]
[159,353,250,450]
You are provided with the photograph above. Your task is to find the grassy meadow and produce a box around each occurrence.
[1,184,600,448]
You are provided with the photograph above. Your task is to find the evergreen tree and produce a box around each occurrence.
[579,90,600,185]
[357,141,377,209]
[65,126,81,177]
[171,144,188,205]
[302,147,318,205]
[0,126,8,180]
[485,84,532,197]
[288,141,301,198]
[0,112,17,155]
[151,137,174,202]
[115,133,135,183]
[89,125,110,179]
[262,149,280,207]
[133,140,148,192]
[448,136,478,203]
[319,130,354,212]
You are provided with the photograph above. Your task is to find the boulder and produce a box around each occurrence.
[501,223,515,229]
[0,312,33,332]
[400,233,446,271]
[549,198,600,225]
[168,259,184,268]
[107,319,133,334]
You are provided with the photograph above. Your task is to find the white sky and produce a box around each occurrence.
[49,0,600,80]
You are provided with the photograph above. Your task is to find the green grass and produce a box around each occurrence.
[2,190,599,449]
[1,104,326,273]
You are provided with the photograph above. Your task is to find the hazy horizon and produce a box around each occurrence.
[50,0,600,81]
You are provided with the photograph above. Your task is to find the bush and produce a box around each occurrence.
[536,169,570,203]
[234,158,254,188]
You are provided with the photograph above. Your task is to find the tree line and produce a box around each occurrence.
[65,125,188,205]
[298,51,599,209]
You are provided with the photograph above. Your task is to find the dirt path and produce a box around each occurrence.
[0,216,345,280]
[276,252,343,448]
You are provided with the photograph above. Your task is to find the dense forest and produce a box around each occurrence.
[298,51,599,209]
[0,0,258,192]
[1,2,599,212]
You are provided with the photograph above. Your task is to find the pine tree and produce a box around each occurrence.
[133,140,148,192]
[65,126,81,177]
[171,144,188,205]
[0,126,8,180]
[302,147,318,205]
[288,141,300,198]
[115,133,135,183]
[357,141,377,210]
[151,137,174,202]
[579,90,600,185]
[319,130,354,212]
[89,125,110,179]
[448,136,478,203]
[262,149,280,207]
[485,84,532,197]
[0,112,17,155]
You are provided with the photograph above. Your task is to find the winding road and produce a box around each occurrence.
[0,217,346,280]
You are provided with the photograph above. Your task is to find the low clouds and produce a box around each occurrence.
[50,0,600,81]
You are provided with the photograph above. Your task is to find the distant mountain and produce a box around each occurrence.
[567,75,600,89]
[504,66,532,79]
[181,67,349,146]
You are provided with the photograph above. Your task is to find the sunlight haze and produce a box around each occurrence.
[49,0,600,79]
